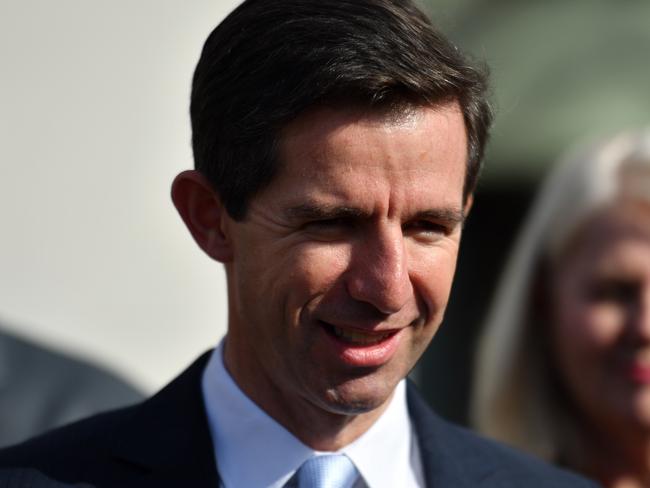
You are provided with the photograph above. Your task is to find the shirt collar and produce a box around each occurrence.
[341,378,422,488]
[201,339,422,488]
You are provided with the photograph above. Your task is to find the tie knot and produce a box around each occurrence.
[296,454,358,488]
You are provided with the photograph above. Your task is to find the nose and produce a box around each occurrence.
[631,282,650,342]
[638,280,650,340]
[345,226,412,314]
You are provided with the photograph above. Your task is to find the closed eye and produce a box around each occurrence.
[403,220,451,237]
[403,208,464,240]
[301,217,357,240]
[587,279,638,304]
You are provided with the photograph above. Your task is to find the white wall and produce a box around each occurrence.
[0,0,242,392]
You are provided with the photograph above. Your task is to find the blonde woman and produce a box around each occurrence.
[473,129,650,487]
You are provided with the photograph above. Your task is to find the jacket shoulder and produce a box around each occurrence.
[0,405,140,483]
[407,383,601,487]
[0,353,215,487]
[0,467,94,487]
[441,420,598,487]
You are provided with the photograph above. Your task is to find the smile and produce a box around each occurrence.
[318,321,404,367]
[328,324,396,345]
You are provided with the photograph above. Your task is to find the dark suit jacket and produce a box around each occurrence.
[0,468,92,487]
[0,352,599,487]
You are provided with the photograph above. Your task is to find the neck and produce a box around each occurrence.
[570,423,650,488]
[263,387,392,451]
[223,336,393,451]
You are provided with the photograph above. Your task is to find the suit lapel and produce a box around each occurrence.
[105,351,221,487]
[98,357,474,487]
[407,382,472,488]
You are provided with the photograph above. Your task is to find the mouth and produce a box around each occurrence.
[318,320,404,367]
[623,361,650,384]
[325,323,398,345]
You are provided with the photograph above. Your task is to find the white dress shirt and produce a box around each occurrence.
[201,339,424,488]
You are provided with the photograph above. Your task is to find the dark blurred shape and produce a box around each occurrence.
[415,185,535,424]
[425,0,650,185]
[0,468,91,487]
[0,327,143,448]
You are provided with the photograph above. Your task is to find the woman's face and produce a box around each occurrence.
[551,201,650,438]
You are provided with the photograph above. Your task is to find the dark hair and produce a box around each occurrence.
[191,0,492,220]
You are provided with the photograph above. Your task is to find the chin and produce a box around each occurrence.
[629,387,650,429]
[320,371,401,415]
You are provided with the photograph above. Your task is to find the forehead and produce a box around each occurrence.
[268,102,468,210]
[562,202,650,270]
[279,102,466,162]
[583,203,650,243]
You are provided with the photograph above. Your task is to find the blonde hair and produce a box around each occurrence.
[471,128,650,461]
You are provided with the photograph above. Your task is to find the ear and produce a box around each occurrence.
[171,170,233,263]
[463,194,474,218]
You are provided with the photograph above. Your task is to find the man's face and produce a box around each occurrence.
[223,102,468,426]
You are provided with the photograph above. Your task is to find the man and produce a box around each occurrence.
[0,0,598,486]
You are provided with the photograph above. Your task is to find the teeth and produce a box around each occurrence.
[331,326,392,345]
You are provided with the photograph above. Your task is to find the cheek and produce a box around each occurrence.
[582,304,627,345]
[554,297,626,356]
[280,244,351,312]
[292,245,349,286]
[551,296,628,406]
[409,243,459,312]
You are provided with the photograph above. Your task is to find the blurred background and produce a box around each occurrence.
[418,0,650,424]
[0,0,648,424]
[0,0,238,392]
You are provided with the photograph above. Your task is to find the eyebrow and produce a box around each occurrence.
[284,203,369,221]
[284,203,466,225]
[411,208,466,226]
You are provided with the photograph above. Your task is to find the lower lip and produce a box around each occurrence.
[624,363,650,384]
[320,323,403,368]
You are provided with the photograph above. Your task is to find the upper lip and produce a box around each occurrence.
[625,361,650,370]
[318,319,410,334]
[618,351,650,365]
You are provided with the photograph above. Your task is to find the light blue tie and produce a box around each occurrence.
[296,454,359,488]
